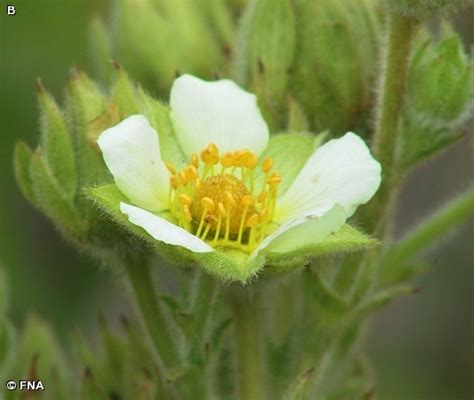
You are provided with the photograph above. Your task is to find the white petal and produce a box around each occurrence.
[98,115,170,212]
[274,132,381,223]
[170,74,269,158]
[121,203,214,253]
[251,205,346,258]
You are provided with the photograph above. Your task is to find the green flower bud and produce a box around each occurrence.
[90,0,236,95]
[290,0,381,134]
[379,0,473,18]
[398,30,474,168]
[234,0,296,130]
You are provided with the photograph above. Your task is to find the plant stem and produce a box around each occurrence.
[365,13,419,233]
[384,188,474,265]
[230,286,265,400]
[124,255,182,376]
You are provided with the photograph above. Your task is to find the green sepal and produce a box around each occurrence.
[136,88,187,169]
[13,141,36,205]
[234,0,296,130]
[66,69,110,188]
[85,184,155,246]
[265,224,378,275]
[37,83,77,200]
[287,96,310,132]
[110,66,141,117]
[254,132,316,194]
[29,150,83,235]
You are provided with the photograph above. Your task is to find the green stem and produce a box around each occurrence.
[365,13,419,233]
[384,188,474,266]
[124,255,182,376]
[231,287,265,400]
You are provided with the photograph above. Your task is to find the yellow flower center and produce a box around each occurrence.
[167,143,281,252]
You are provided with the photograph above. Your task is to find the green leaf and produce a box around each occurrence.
[37,84,77,200]
[29,150,82,234]
[13,141,36,205]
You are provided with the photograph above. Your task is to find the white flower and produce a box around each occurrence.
[97,74,381,278]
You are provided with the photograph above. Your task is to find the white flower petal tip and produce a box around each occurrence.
[275,132,381,223]
[120,203,214,253]
[97,115,170,212]
[251,204,347,258]
[170,74,269,158]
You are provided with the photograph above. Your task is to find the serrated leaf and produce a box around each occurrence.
[29,150,82,234]
[38,86,77,199]
[13,141,36,205]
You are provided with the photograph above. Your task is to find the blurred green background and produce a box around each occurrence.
[0,1,472,399]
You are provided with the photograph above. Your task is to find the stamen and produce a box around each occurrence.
[168,144,282,252]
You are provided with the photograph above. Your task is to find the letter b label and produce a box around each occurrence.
[7,5,16,15]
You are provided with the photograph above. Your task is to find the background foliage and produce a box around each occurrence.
[0,1,472,399]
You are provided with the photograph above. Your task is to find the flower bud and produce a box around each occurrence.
[379,0,472,18]
[89,0,235,95]
[398,29,474,168]
[290,0,381,134]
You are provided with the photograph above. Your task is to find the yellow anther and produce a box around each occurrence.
[225,192,237,208]
[166,163,176,175]
[195,178,201,191]
[244,153,258,169]
[178,194,192,206]
[170,175,178,189]
[201,197,215,213]
[246,213,259,227]
[242,195,253,206]
[221,153,234,168]
[191,154,199,168]
[259,208,269,223]
[262,157,274,173]
[186,165,198,180]
[208,143,219,158]
[201,148,219,165]
[257,191,268,203]
[233,150,250,167]
[267,171,281,185]
[183,205,192,222]
[218,202,226,217]
[178,171,188,186]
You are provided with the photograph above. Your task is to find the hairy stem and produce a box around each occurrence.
[384,188,474,266]
[124,255,182,377]
[365,14,419,233]
[231,286,265,400]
